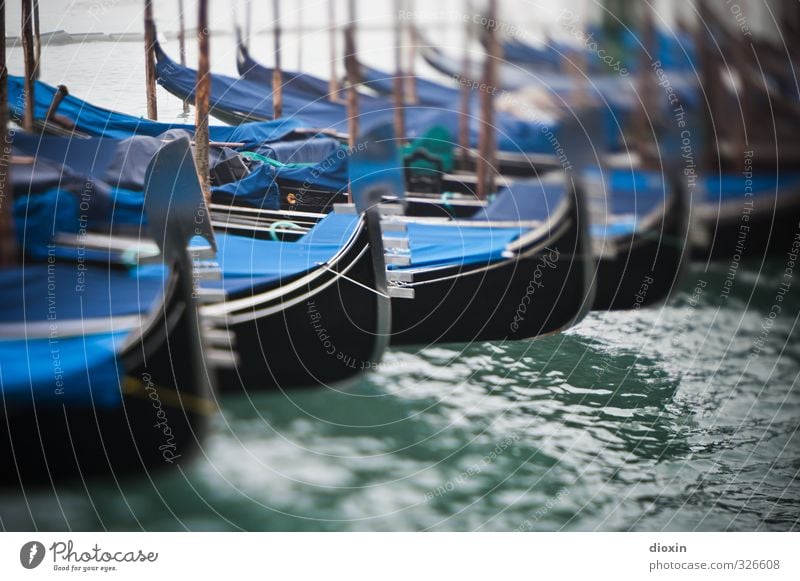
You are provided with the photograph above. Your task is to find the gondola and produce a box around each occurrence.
[232,49,690,311]
[341,166,686,313]
[226,139,598,343]
[237,39,571,174]
[692,171,800,260]
[150,40,564,168]
[237,37,342,100]
[28,53,685,309]
[199,121,394,390]
[229,127,686,314]
[0,134,216,485]
[480,24,696,75]
[346,35,800,261]
[216,125,598,342]
[15,74,308,144]
[381,163,689,312]
[9,125,393,393]
[7,75,597,344]
[384,173,596,345]
[413,31,698,98]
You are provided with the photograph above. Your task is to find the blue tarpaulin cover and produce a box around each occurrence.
[499,27,696,74]
[10,130,365,299]
[387,180,566,269]
[209,212,360,295]
[396,221,525,269]
[0,257,167,407]
[7,75,303,147]
[12,130,283,218]
[254,137,342,164]
[13,74,776,221]
[471,181,566,222]
[0,332,128,407]
[152,45,559,155]
[230,46,692,155]
[238,45,347,99]
[0,262,166,323]
[8,106,352,208]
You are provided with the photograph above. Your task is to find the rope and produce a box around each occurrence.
[240,150,319,169]
[268,220,303,241]
[122,376,217,416]
[318,262,390,298]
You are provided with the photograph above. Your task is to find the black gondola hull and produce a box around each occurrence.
[374,179,689,313]
[693,189,800,260]
[0,274,212,487]
[592,179,690,310]
[389,187,594,345]
[209,213,391,393]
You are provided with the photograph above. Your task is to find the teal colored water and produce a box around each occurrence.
[0,21,798,532]
[2,261,797,531]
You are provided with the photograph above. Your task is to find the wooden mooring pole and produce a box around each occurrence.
[144,0,158,120]
[195,0,211,203]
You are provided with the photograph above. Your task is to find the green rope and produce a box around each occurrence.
[240,150,316,169]
[268,220,303,241]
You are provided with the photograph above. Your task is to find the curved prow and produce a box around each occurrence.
[143,132,217,263]
[658,123,691,295]
[140,131,218,459]
[558,110,603,322]
[235,26,250,73]
[346,119,405,359]
[349,120,406,213]
[150,24,168,65]
[234,25,244,51]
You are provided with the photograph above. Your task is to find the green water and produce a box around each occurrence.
[2,262,797,531]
